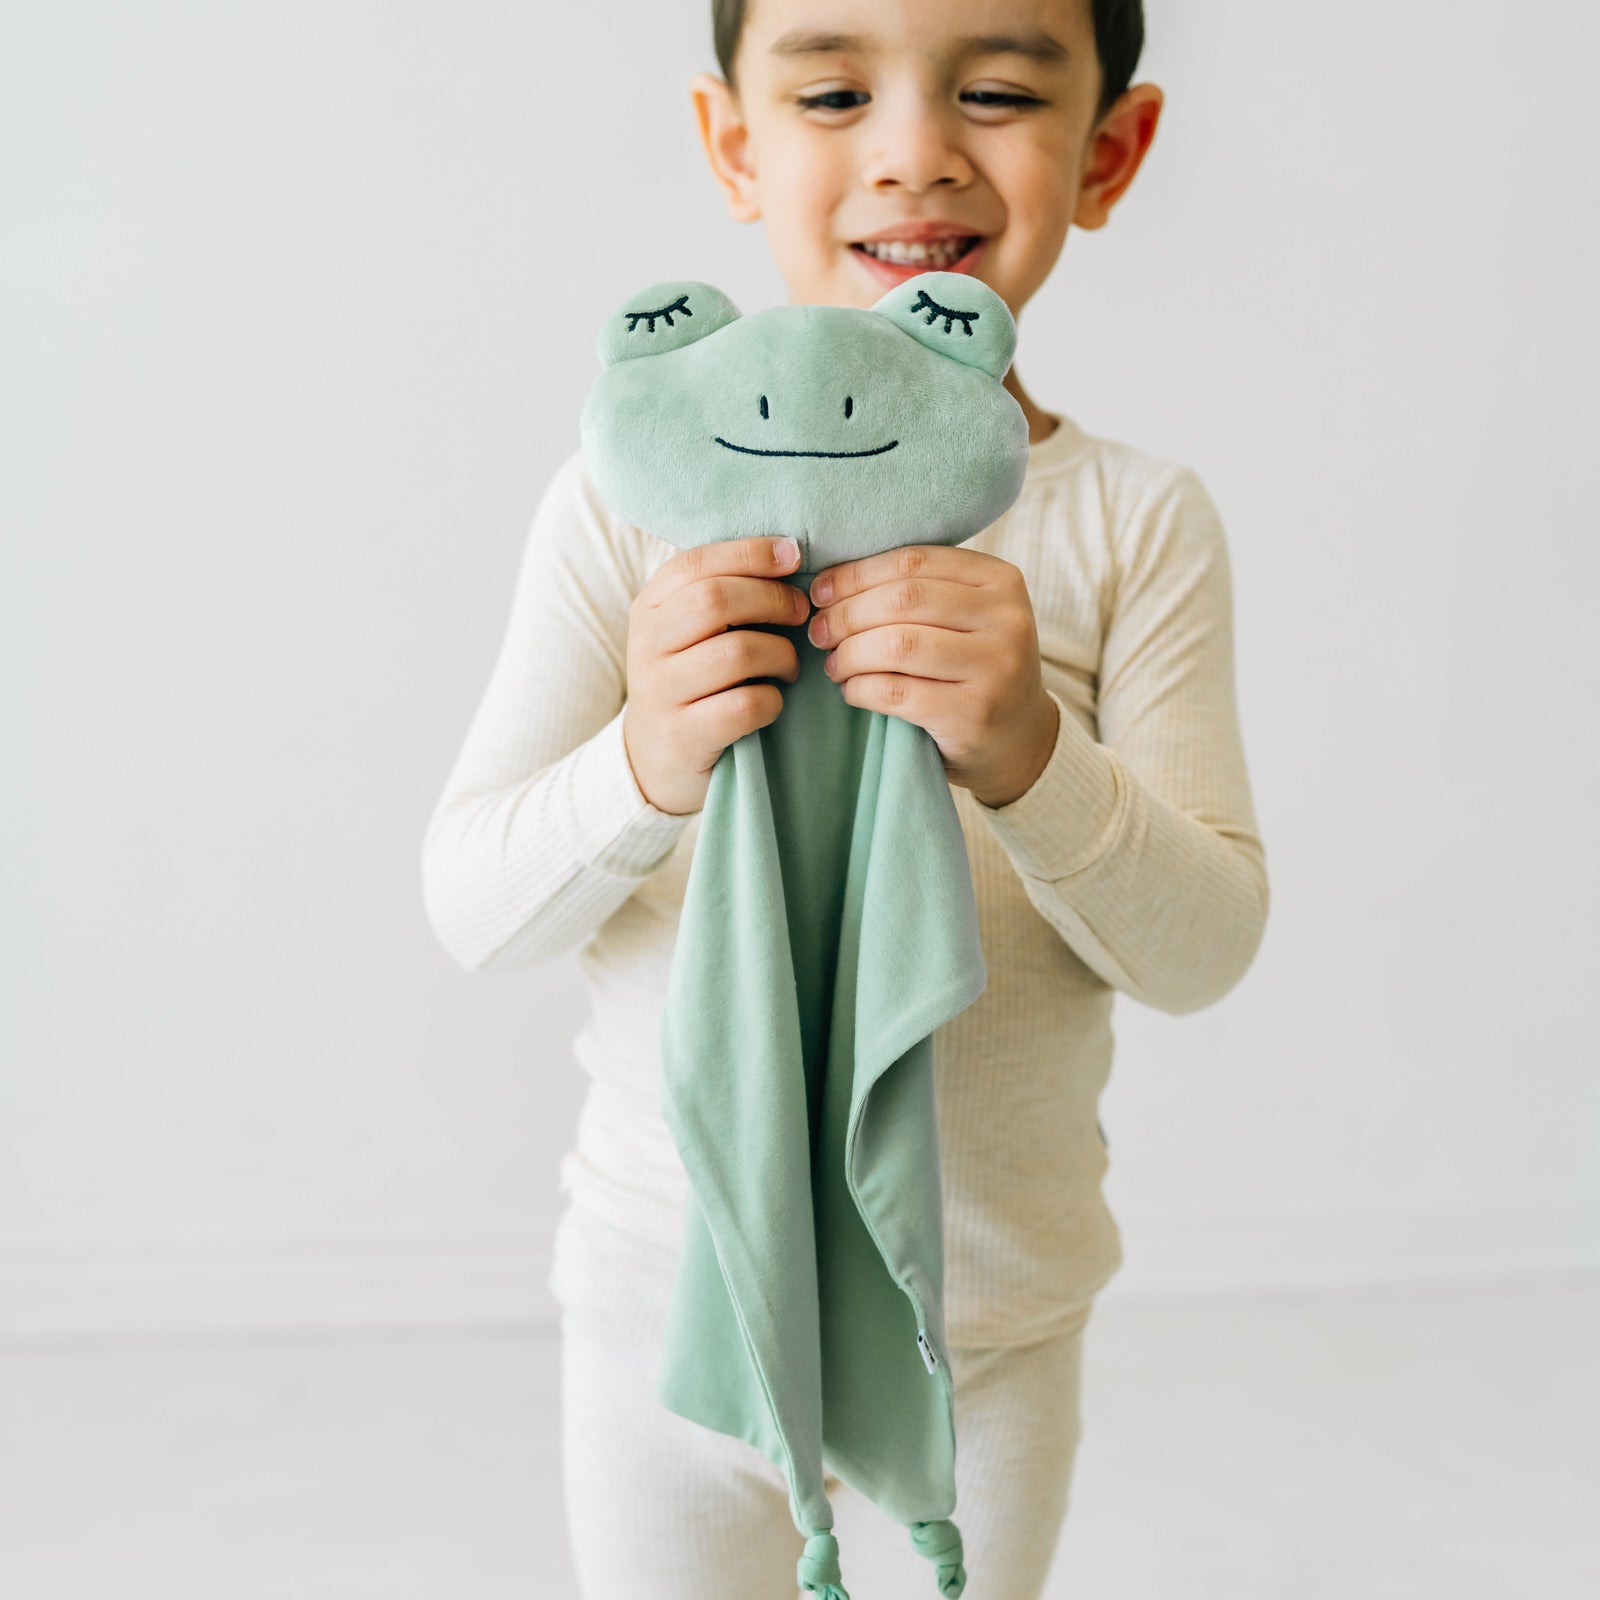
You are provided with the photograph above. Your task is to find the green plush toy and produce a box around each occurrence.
[579,270,1030,1599]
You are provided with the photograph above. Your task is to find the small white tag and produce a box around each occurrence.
[916,1328,939,1374]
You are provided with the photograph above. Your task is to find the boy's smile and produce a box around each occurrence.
[848,223,990,289]
[689,0,1162,440]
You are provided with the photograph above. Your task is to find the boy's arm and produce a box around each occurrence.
[420,451,691,972]
[974,465,1270,1015]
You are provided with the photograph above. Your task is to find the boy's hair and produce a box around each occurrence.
[711,0,1145,121]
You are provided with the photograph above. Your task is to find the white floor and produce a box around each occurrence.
[2,1278,1596,1599]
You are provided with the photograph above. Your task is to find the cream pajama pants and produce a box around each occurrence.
[548,1195,1095,1600]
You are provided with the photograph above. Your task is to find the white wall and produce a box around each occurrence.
[3,1,1596,1339]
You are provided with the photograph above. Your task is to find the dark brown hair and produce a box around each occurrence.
[711,0,1145,120]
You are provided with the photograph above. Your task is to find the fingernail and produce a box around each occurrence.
[775,537,799,567]
[811,574,833,605]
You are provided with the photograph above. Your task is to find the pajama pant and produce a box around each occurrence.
[548,1194,1095,1600]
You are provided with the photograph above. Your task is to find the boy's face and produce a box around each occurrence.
[691,0,1162,319]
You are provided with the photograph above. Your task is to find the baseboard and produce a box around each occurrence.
[3,1201,1597,1342]
[0,1235,554,1343]
[1100,1198,1600,1303]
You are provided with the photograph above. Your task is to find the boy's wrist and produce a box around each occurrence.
[967,689,1060,811]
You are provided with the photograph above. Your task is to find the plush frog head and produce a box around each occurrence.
[579,270,1029,570]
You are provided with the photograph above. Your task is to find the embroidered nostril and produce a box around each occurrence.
[759,394,768,420]
[844,395,853,419]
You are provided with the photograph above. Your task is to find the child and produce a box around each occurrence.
[422,1,1270,1595]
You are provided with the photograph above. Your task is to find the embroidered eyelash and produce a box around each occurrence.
[909,288,978,336]
[624,294,693,333]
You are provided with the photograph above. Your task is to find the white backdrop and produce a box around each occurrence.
[3,1,1596,1338]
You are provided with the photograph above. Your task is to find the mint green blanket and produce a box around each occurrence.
[579,270,1029,1599]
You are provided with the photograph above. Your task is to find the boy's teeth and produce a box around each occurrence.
[859,236,974,265]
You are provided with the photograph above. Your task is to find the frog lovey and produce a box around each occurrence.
[581,271,1027,572]
[579,272,1030,1600]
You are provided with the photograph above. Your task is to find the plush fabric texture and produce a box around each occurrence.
[578,270,1030,1599]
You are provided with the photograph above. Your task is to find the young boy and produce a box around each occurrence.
[421,2,1270,1595]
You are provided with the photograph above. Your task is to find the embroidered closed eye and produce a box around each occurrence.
[624,294,693,333]
[909,288,978,337]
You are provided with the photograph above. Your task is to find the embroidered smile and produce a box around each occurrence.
[713,437,899,459]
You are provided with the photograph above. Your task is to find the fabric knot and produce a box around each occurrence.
[796,1531,851,1598]
[910,1518,967,1597]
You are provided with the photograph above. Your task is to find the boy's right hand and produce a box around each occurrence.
[622,536,812,817]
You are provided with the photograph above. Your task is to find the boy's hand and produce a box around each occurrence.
[623,536,811,817]
[806,546,1059,809]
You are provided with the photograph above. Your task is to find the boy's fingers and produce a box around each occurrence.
[641,535,802,609]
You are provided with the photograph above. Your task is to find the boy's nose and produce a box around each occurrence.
[858,102,973,192]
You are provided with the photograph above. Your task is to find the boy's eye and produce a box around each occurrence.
[795,89,1042,113]
[796,89,868,113]
[963,91,1042,109]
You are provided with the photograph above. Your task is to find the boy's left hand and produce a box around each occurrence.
[806,545,1060,810]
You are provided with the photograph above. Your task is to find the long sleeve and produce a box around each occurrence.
[974,464,1270,1015]
[420,449,692,972]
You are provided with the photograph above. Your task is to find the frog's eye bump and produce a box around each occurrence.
[624,294,694,333]
[909,287,978,336]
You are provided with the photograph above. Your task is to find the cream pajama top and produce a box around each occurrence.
[422,410,1270,1345]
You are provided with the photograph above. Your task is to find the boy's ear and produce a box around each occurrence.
[869,270,1017,379]
[596,280,742,368]
[1074,83,1164,230]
